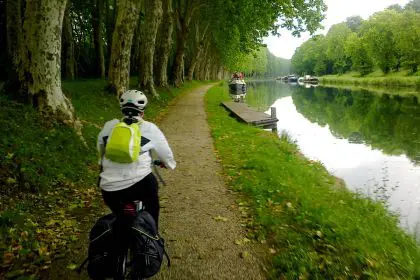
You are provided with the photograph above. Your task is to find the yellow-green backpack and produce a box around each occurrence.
[105,121,141,163]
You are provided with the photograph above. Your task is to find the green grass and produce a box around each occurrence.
[205,83,420,279]
[320,71,420,92]
[0,79,208,278]
[318,83,420,98]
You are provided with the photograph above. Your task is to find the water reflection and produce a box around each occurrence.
[246,81,420,235]
[292,86,420,165]
[246,81,294,112]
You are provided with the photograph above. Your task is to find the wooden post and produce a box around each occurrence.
[271,107,277,133]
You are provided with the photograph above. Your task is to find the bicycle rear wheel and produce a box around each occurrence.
[113,217,129,280]
[114,251,127,280]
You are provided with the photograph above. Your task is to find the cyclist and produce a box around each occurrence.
[97,89,176,230]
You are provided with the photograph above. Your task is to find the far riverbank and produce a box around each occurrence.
[320,72,420,95]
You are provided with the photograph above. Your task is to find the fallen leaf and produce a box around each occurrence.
[38,247,49,256]
[46,220,59,226]
[3,252,14,263]
[67,263,78,270]
[5,269,25,278]
[235,237,251,246]
[213,215,228,222]
[6,177,16,184]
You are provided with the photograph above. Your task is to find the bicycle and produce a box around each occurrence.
[113,160,169,280]
[79,160,169,280]
[113,200,144,280]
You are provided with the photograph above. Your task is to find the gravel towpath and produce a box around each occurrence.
[154,84,266,279]
[43,84,267,280]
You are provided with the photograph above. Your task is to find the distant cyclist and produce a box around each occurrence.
[97,90,176,230]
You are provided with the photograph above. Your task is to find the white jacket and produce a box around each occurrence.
[97,119,176,191]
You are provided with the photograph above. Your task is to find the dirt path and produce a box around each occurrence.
[44,84,267,279]
[154,85,267,279]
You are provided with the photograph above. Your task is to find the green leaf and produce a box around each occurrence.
[67,263,78,270]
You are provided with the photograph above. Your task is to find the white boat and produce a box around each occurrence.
[228,72,247,102]
[303,75,319,84]
[228,78,246,102]
[228,78,246,94]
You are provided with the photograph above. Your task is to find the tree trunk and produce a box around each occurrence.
[172,1,198,87]
[108,0,142,96]
[200,61,206,80]
[187,25,209,81]
[105,0,117,58]
[210,64,216,80]
[194,56,201,80]
[6,0,23,83]
[154,0,173,88]
[205,42,212,80]
[138,0,163,97]
[204,57,211,80]
[193,58,201,80]
[187,51,201,81]
[198,40,210,80]
[131,18,142,75]
[8,0,73,121]
[197,57,205,80]
[211,60,219,80]
[172,26,188,87]
[93,0,106,78]
[217,65,223,80]
[223,68,229,79]
[62,6,75,80]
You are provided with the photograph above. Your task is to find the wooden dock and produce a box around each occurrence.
[221,102,278,130]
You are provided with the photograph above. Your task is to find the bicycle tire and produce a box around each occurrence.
[114,246,129,280]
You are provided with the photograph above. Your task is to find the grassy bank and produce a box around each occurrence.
[320,71,420,92]
[205,83,420,279]
[320,83,420,98]
[0,79,207,278]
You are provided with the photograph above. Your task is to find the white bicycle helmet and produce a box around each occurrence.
[119,90,148,117]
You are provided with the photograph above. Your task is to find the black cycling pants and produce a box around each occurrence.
[101,173,160,230]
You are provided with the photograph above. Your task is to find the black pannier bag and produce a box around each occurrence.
[130,211,170,278]
[85,213,117,279]
[79,211,170,279]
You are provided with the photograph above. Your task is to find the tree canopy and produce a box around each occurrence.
[0,0,326,120]
[292,1,420,76]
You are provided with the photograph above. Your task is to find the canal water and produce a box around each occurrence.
[245,80,420,236]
